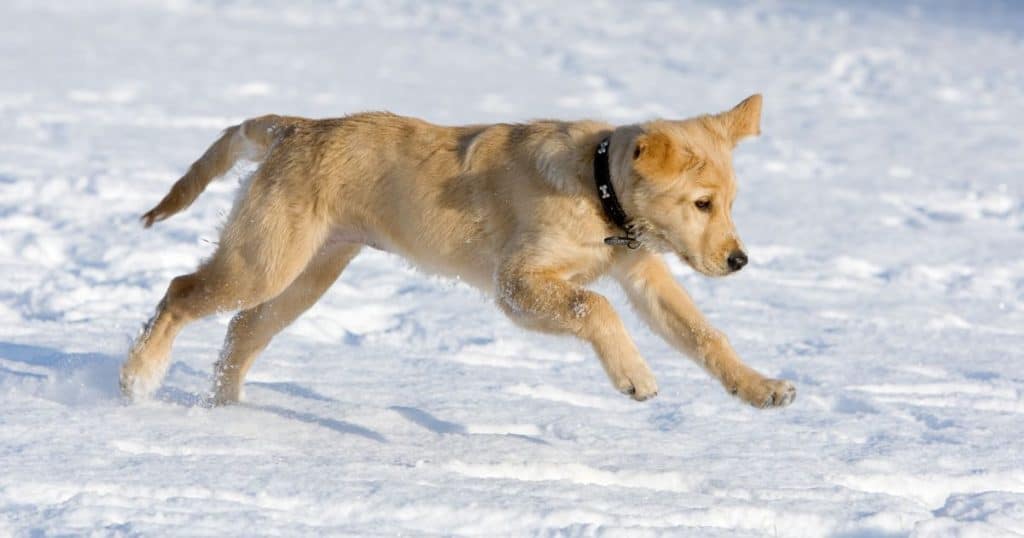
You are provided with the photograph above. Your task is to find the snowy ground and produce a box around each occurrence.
[1,1,1023,536]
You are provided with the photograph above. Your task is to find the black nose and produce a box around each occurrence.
[727,250,748,272]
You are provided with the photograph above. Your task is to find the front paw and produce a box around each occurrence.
[736,378,796,408]
[612,361,659,402]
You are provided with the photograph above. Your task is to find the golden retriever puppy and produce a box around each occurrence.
[120,94,796,408]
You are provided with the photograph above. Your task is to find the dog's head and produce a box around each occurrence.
[611,94,762,277]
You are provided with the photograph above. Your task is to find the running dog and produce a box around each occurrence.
[120,94,796,408]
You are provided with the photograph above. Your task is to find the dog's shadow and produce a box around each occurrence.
[390,405,549,445]
[0,341,388,442]
[245,403,387,443]
[159,361,389,442]
[0,341,122,405]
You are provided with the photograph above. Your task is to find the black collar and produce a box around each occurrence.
[594,137,640,249]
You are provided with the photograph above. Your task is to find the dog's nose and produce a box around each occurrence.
[727,250,748,272]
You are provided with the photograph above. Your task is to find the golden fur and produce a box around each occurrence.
[121,94,796,408]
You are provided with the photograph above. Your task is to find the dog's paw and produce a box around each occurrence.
[119,365,149,401]
[612,362,659,402]
[211,381,243,407]
[119,359,165,402]
[736,378,796,409]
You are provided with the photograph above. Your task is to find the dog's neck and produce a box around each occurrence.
[593,136,640,249]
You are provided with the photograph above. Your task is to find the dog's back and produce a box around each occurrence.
[143,112,611,288]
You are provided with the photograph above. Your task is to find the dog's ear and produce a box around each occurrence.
[715,94,762,145]
[633,131,699,180]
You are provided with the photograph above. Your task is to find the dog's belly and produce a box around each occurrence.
[325,227,499,294]
[325,228,388,252]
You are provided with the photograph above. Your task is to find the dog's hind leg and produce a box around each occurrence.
[211,242,362,405]
[120,181,330,400]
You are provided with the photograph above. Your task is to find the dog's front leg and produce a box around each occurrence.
[496,266,658,401]
[613,252,795,408]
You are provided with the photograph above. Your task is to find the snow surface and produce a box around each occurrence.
[1,1,1023,536]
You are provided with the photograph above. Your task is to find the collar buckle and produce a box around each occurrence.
[604,235,641,249]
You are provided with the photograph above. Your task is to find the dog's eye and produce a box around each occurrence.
[695,199,712,211]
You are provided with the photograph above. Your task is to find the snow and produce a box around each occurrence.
[1,0,1023,535]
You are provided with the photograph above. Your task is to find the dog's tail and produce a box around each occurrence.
[141,115,283,228]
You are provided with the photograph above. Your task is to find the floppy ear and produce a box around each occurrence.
[633,131,699,179]
[716,93,762,145]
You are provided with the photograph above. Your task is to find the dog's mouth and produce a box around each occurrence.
[637,227,713,276]
[633,219,734,277]
[665,240,730,278]
[677,252,717,277]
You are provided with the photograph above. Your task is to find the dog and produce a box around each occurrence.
[120,94,796,408]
